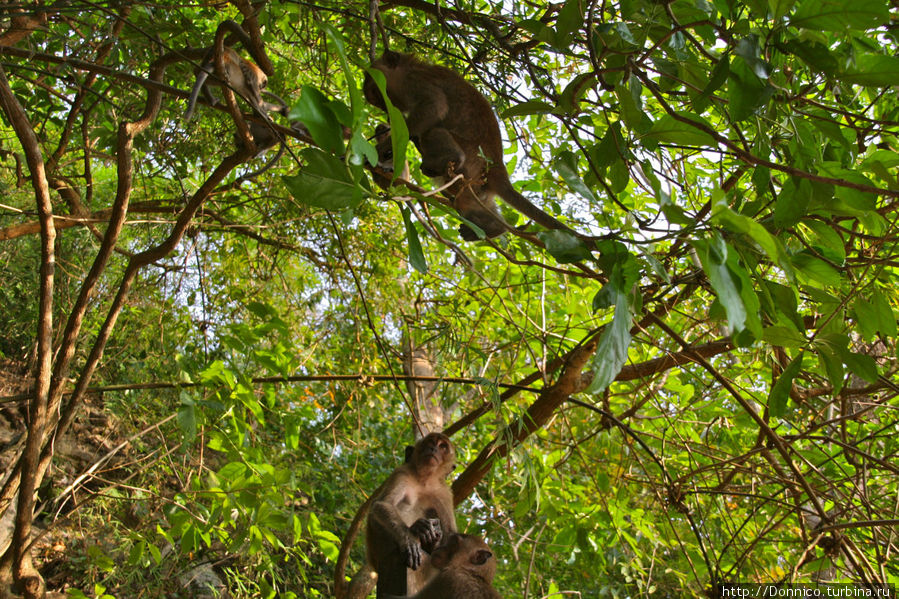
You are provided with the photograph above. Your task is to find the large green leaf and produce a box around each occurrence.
[538,230,593,264]
[693,234,761,339]
[711,188,794,281]
[288,85,345,154]
[282,148,364,210]
[839,55,899,88]
[401,206,428,274]
[643,113,719,148]
[769,352,804,418]
[790,0,889,31]
[555,150,598,202]
[586,273,634,394]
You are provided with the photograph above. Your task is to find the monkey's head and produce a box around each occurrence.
[363,51,416,111]
[411,432,455,478]
[431,533,496,582]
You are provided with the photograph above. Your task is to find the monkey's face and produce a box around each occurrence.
[413,432,455,475]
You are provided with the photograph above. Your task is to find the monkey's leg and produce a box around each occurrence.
[417,128,465,178]
[375,550,408,599]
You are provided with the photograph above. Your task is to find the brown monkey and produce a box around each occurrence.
[387,533,502,599]
[185,47,286,122]
[367,432,457,598]
[363,51,582,241]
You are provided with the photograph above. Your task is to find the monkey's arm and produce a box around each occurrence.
[370,474,428,570]
[404,83,450,139]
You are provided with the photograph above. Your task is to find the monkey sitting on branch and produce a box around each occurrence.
[386,533,503,599]
[363,50,585,242]
[367,432,457,598]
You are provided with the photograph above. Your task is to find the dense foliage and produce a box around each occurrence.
[0,0,897,597]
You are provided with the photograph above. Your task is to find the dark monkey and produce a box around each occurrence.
[363,51,581,241]
[368,432,457,597]
[387,533,503,599]
[184,46,287,122]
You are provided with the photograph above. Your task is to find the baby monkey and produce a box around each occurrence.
[184,46,286,122]
[386,533,502,599]
[363,51,580,241]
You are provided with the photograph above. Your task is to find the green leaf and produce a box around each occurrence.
[728,57,775,121]
[791,251,842,288]
[616,81,652,134]
[853,290,897,340]
[351,129,378,168]
[590,122,627,168]
[839,55,899,88]
[365,68,409,173]
[401,207,428,274]
[761,325,806,349]
[322,24,362,120]
[282,148,364,210]
[694,235,762,340]
[539,230,592,264]
[803,220,846,264]
[734,36,770,79]
[768,0,797,19]
[177,400,197,442]
[586,274,633,394]
[288,86,345,154]
[555,0,585,47]
[643,113,719,148]
[841,351,878,383]
[791,0,889,31]
[694,55,730,111]
[870,290,898,338]
[769,352,803,418]
[815,333,848,392]
[773,177,812,228]
[711,188,794,281]
[517,19,557,47]
[781,40,839,73]
[555,150,598,202]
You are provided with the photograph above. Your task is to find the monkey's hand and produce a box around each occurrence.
[410,517,443,554]
[400,530,425,570]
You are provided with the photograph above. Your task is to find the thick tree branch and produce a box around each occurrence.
[451,334,600,501]
[0,61,54,598]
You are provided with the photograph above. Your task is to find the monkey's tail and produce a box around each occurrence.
[236,138,285,184]
[183,69,211,122]
[489,169,583,240]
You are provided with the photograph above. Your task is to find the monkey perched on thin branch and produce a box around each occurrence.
[184,46,286,122]
[367,432,457,598]
[363,51,583,242]
[386,533,503,599]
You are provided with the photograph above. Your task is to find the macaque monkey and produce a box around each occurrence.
[373,123,411,188]
[184,47,287,122]
[363,51,582,241]
[387,533,502,599]
[367,432,457,598]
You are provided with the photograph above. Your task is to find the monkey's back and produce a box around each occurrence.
[410,61,503,158]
